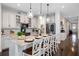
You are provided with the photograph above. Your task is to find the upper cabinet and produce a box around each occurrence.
[9,10,16,28]
[20,14,29,24]
[2,6,38,29]
[2,6,16,28]
[2,9,9,28]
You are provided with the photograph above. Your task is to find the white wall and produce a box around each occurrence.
[49,15,55,24]
[71,23,77,33]
[60,16,68,41]
[55,11,61,43]
[55,11,70,43]
[66,21,70,34]
[0,4,1,52]
[78,17,79,39]
[59,16,73,41]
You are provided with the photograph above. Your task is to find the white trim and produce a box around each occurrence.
[0,3,2,52]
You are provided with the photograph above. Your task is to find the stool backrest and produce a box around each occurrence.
[43,37,49,56]
[43,37,49,49]
[50,36,54,45]
[32,39,42,56]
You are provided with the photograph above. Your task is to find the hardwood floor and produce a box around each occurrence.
[58,34,78,56]
[0,52,2,56]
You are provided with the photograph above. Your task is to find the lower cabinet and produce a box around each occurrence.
[1,36,9,50]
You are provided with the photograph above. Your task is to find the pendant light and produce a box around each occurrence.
[39,3,43,20]
[47,3,49,17]
[28,3,33,18]
[46,3,50,23]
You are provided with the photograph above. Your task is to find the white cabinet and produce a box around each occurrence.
[3,9,9,28]
[9,40,17,56]
[9,11,16,28]
[1,36,9,49]
[2,7,16,28]
[20,14,29,24]
[0,4,1,52]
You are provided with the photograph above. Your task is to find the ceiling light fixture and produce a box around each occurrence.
[17,3,20,7]
[47,17,50,23]
[39,3,43,19]
[62,5,64,8]
[46,3,50,23]
[69,16,71,18]
[47,3,49,16]
[39,16,42,20]
[28,3,33,18]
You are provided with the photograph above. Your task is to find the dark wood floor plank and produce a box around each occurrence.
[0,48,9,56]
[0,52,2,56]
[58,34,78,56]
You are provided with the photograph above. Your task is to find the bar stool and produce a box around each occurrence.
[43,37,49,56]
[50,35,54,56]
[23,39,42,56]
[53,36,58,54]
[48,36,52,56]
[40,39,44,56]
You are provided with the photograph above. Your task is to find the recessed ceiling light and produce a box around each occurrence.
[68,16,71,18]
[62,5,64,8]
[17,3,20,7]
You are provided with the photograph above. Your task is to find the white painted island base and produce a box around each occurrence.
[2,35,32,56]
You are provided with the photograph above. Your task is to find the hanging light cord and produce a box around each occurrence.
[47,3,49,16]
[40,3,42,15]
[30,3,32,13]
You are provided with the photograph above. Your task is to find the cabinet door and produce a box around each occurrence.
[20,14,29,24]
[2,9,16,28]
[1,36,9,49]
[3,10,9,28]
[9,12,16,28]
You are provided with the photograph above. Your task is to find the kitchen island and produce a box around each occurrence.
[2,35,34,56]
[1,34,56,56]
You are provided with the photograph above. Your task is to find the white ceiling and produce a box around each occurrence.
[2,3,79,23]
[66,16,78,24]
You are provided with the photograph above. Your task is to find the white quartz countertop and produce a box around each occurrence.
[12,39,32,47]
[2,34,55,47]
[2,35,33,47]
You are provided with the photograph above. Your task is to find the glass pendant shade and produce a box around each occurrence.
[46,4,50,23]
[28,12,33,18]
[39,3,43,20]
[46,17,50,23]
[27,3,33,18]
[39,16,42,19]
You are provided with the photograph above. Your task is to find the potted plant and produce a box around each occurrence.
[17,32,25,39]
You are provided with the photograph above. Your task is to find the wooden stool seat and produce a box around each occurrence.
[23,47,32,55]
